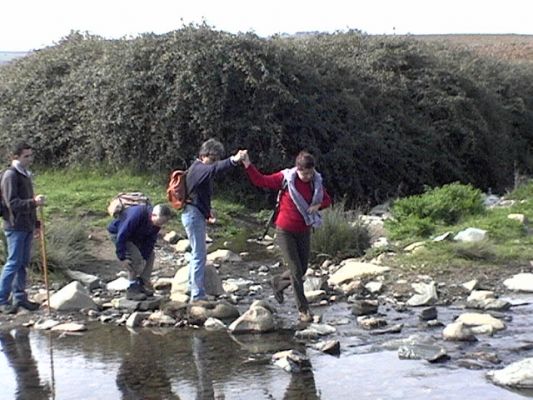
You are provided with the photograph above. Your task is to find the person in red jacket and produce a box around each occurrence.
[242,150,331,322]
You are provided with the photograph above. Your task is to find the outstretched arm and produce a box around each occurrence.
[242,152,284,190]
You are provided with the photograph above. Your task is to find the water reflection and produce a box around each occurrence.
[0,328,51,400]
[116,329,180,400]
[282,352,319,400]
[2,317,533,399]
[192,335,218,400]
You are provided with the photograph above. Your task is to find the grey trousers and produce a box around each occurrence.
[110,235,154,282]
[124,241,154,283]
[274,228,311,312]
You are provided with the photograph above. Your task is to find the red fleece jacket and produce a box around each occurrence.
[245,164,332,233]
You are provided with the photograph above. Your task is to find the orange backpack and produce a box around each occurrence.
[167,169,189,209]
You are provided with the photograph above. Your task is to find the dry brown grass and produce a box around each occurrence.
[409,34,533,63]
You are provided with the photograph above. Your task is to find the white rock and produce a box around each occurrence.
[207,249,242,263]
[504,273,533,292]
[174,239,190,253]
[34,319,61,330]
[456,312,506,331]
[462,279,479,292]
[51,322,87,332]
[488,358,533,388]
[508,213,528,224]
[106,277,131,292]
[204,317,227,331]
[442,322,476,341]
[328,260,389,286]
[454,228,488,242]
[49,281,98,311]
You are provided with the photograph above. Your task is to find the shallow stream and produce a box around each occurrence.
[2,295,533,399]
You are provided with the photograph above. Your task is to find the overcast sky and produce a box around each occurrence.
[1,0,531,51]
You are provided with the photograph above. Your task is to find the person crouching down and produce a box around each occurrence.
[108,204,172,301]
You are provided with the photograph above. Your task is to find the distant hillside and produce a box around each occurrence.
[0,51,28,64]
[411,34,533,64]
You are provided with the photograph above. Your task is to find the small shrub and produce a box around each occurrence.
[311,204,371,261]
[506,180,533,200]
[386,216,435,240]
[386,182,485,239]
[29,219,92,272]
[452,241,496,261]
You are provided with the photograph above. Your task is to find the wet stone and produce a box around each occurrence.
[398,343,449,363]
[317,340,341,355]
[137,297,163,311]
[112,298,140,312]
[370,323,403,335]
[419,306,438,321]
[351,300,379,316]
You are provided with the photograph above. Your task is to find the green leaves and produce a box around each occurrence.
[0,29,532,208]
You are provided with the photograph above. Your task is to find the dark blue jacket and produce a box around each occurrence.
[107,205,160,261]
[186,157,237,218]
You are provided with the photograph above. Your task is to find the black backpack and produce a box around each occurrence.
[0,166,15,218]
[260,178,288,240]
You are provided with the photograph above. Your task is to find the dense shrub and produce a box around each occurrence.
[1,27,533,207]
[386,182,484,239]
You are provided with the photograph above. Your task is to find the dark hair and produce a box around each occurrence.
[295,151,315,169]
[12,142,32,157]
[199,139,225,160]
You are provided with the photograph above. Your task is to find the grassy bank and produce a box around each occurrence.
[384,182,533,270]
[4,168,533,278]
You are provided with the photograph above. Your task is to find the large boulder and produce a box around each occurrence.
[171,265,224,297]
[49,281,98,311]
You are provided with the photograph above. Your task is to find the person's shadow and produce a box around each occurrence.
[0,328,51,400]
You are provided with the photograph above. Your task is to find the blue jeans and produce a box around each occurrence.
[0,230,33,305]
[181,205,207,301]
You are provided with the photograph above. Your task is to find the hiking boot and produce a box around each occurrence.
[140,285,154,297]
[14,299,39,311]
[298,310,314,323]
[138,278,154,297]
[0,303,18,314]
[126,285,147,301]
[270,276,284,304]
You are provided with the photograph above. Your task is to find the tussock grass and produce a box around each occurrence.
[311,203,370,261]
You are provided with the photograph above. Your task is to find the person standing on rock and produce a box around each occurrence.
[242,150,331,322]
[108,204,172,301]
[0,141,46,314]
[181,139,246,302]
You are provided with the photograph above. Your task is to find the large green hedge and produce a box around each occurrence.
[1,26,533,207]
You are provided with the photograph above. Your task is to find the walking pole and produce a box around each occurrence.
[38,205,51,316]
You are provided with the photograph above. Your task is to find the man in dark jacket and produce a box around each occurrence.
[181,139,246,302]
[108,204,172,300]
[0,142,46,314]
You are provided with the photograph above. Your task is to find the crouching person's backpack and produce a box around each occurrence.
[167,169,188,209]
[107,192,151,218]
